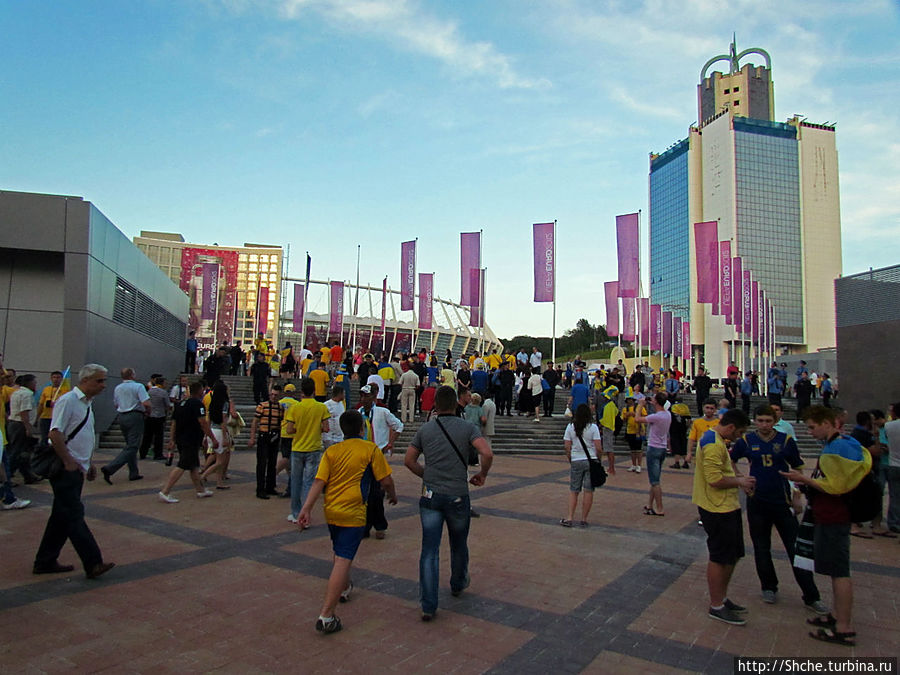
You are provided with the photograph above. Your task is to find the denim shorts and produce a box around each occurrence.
[569,461,593,492]
[645,446,666,486]
[328,524,366,560]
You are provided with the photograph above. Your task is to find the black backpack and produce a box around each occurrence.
[845,469,882,523]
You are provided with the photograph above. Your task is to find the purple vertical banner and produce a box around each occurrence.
[604,281,619,336]
[662,311,673,355]
[769,302,775,352]
[533,222,555,302]
[380,277,387,332]
[460,232,481,306]
[720,242,732,324]
[201,263,219,321]
[650,304,661,351]
[257,286,269,334]
[742,270,752,336]
[694,221,719,304]
[639,298,650,343]
[616,213,640,298]
[682,321,691,360]
[673,316,683,359]
[751,281,760,342]
[469,269,484,327]
[418,273,433,330]
[732,257,743,330]
[400,240,416,311]
[621,297,636,341]
[292,283,304,333]
[329,281,344,335]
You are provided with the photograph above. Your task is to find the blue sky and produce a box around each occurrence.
[2,0,898,339]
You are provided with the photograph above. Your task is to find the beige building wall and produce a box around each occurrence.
[795,121,841,351]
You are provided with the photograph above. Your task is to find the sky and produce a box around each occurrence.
[2,0,898,340]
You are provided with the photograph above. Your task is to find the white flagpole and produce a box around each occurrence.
[552,220,557,364]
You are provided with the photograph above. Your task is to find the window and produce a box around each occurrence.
[724,88,730,94]
[733,86,740,92]
[734,100,740,107]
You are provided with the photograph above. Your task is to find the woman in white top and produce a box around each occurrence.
[561,403,603,527]
[528,371,543,423]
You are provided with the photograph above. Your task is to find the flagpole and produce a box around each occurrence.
[552,220,557,364]
[478,229,484,354]
[300,253,310,350]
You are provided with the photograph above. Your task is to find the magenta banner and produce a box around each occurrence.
[418,273,433,330]
[532,222,555,303]
[673,316,682,360]
[732,257,743,330]
[742,270,752,335]
[329,281,344,335]
[257,286,269,334]
[469,267,481,307]
[469,269,484,327]
[604,281,619,336]
[616,213,640,298]
[682,321,691,360]
[769,302,775,353]
[650,304,661,351]
[639,297,650,343]
[751,281,759,342]
[380,277,387,332]
[460,232,481,306]
[720,242,732,324]
[662,311,673,355]
[694,221,719,304]
[621,297,636,341]
[400,240,416,311]
[201,263,219,321]
[292,283,304,332]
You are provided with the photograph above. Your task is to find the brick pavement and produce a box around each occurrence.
[1,450,898,673]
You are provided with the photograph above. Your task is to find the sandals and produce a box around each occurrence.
[559,519,573,528]
[873,530,898,538]
[850,530,873,539]
[809,627,856,646]
[643,506,665,516]
[807,614,836,628]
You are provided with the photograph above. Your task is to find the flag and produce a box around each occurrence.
[720,242,732,324]
[329,281,344,335]
[418,273,433,330]
[401,240,416,311]
[532,222,554,302]
[257,286,269,334]
[650,304,661,351]
[662,311,673,355]
[292,283,304,333]
[732,257,743,330]
[621,297,636,341]
[616,213,639,298]
[673,316,682,359]
[682,321,691,360]
[460,232,481,306]
[604,281,619,336]
[751,280,760,343]
[639,298,650,343]
[469,269,485,328]
[694,221,718,304]
[742,270,752,336]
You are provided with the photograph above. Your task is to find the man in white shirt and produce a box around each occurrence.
[358,385,403,539]
[529,347,543,374]
[7,374,41,484]
[323,386,346,450]
[33,363,115,579]
[102,368,151,484]
[366,372,386,403]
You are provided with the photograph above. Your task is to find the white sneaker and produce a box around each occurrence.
[287,514,298,523]
[196,489,214,498]
[635,466,641,473]
[627,466,636,472]
[158,491,179,504]
[3,498,31,510]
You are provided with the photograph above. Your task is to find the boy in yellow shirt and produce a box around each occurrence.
[685,398,719,468]
[299,409,397,634]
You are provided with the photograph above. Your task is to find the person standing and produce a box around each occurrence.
[542,363,559,418]
[740,372,753,414]
[247,387,284,500]
[404,386,493,621]
[496,361,515,417]
[794,373,815,421]
[693,408,754,625]
[767,362,785,406]
[7,374,42,484]
[560,403,603,527]
[528,368,543,423]
[821,374,834,408]
[399,366,420,423]
[36,371,71,448]
[529,347,542,374]
[158,382,218,503]
[34,364,115,579]
[730,405,828,613]
[885,402,900,535]
[693,367,712,411]
[250,352,271,404]
[139,376,171,460]
[185,330,198,374]
[723,372,739,409]
[598,387,618,475]
[284,378,331,524]
[481,393,497,447]
[635,393,671,516]
[685,398,719,469]
[101,368,150,484]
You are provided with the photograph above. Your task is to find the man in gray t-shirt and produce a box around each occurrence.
[405,386,493,621]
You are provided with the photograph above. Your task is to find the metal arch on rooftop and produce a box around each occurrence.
[700,36,771,81]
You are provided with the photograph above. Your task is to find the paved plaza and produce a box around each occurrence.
[1,450,898,673]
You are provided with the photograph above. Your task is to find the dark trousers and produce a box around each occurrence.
[253,379,269,404]
[39,418,52,446]
[185,350,196,374]
[695,392,709,412]
[543,387,556,417]
[139,416,166,459]
[105,412,144,478]
[767,392,783,406]
[823,392,832,407]
[256,434,279,495]
[388,384,401,414]
[366,480,387,534]
[747,498,820,603]
[741,393,751,413]
[6,421,37,481]
[497,386,513,415]
[34,469,103,572]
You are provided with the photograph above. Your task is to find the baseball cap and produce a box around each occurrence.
[603,386,619,397]
[360,384,374,394]
[283,383,296,392]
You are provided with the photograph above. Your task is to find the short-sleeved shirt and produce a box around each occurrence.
[316,438,391,527]
[323,398,346,444]
[564,423,601,461]
[730,431,802,505]
[570,383,590,409]
[330,345,343,363]
[253,400,283,434]
[38,383,71,419]
[411,415,481,496]
[279,396,299,438]
[645,410,672,448]
[50,387,96,471]
[319,346,331,364]
[692,429,739,513]
[9,387,36,424]
[147,386,171,418]
[689,416,718,443]
[310,369,329,397]
[285,398,330,453]
[174,397,206,447]
[114,380,149,413]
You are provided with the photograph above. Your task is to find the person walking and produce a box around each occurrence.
[357,385,403,538]
[399,366,420,423]
[158,382,218,503]
[635,393,671,516]
[7,374,42,484]
[404,386,493,621]
[284,378,331,524]
[139,376,170,460]
[34,364,115,579]
[101,368,150,484]
[561,403,603,527]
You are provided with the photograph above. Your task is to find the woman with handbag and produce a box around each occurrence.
[561,404,604,528]
[200,382,237,490]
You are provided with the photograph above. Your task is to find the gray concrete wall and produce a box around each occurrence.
[836,320,900,416]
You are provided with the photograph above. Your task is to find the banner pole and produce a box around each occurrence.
[552,220,557,364]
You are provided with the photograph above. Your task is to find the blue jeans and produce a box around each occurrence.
[419,492,471,615]
[105,411,144,478]
[646,446,666,486]
[290,451,323,518]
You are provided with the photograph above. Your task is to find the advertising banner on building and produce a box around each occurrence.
[650,304,661,351]
[329,281,344,336]
[257,286,269,334]
[180,248,239,348]
[621,297,636,341]
[673,316,682,360]
[682,320,691,360]
[604,281,619,336]
[532,223,555,302]
[694,221,719,304]
[662,311,673,355]
[720,241,732,324]
[400,240,416,311]
[418,273,433,330]
[460,232,481,306]
[293,283,304,333]
[616,213,640,298]
[742,270,752,336]
[639,298,650,343]
[732,257,743,331]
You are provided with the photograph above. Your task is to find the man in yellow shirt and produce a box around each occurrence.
[298,409,396,634]
[284,378,331,524]
[692,408,755,626]
[485,350,502,371]
[320,344,331,366]
[275,384,298,497]
[310,362,330,402]
[36,371,71,447]
[684,397,719,469]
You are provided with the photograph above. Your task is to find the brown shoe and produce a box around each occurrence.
[375,531,386,540]
[86,562,116,579]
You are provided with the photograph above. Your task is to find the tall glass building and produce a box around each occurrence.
[648,39,841,376]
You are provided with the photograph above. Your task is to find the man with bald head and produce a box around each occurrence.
[101,368,150,484]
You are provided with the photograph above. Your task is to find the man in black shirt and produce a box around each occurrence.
[542,362,560,417]
[496,362,515,416]
[158,382,217,503]
[693,367,712,411]
[794,373,815,421]
[250,352,271,403]
[723,372,739,409]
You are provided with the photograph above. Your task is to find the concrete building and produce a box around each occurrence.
[0,190,188,431]
[133,232,282,353]
[649,38,842,378]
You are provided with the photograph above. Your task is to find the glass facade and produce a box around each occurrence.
[649,139,690,318]
[733,119,802,342]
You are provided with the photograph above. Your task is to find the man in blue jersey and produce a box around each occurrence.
[730,406,827,613]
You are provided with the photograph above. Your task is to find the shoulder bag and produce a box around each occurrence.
[577,432,607,488]
[31,408,91,479]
